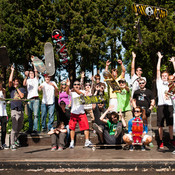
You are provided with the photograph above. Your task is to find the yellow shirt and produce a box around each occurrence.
[109,75,124,99]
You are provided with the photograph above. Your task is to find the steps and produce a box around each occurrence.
[2,113,174,147]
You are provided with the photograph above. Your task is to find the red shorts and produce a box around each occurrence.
[69,113,89,131]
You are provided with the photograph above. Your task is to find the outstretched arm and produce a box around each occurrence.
[157,52,163,80]
[105,60,111,71]
[131,52,136,77]
[9,65,15,88]
[100,105,114,123]
[23,71,29,86]
[117,59,125,78]
[169,57,175,71]
[66,79,70,95]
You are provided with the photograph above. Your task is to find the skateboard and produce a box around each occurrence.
[132,117,143,145]
[74,95,107,105]
[0,46,10,67]
[103,71,121,93]
[132,3,168,19]
[44,42,55,76]
[51,29,70,64]
[31,56,46,74]
[91,144,124,151]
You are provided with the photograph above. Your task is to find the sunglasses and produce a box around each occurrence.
[119,81,126,84]
[134,110,141,113]
[139,82,145,85]
[96,78,100,80]
[137,69,142,71]
[61,83,66,85]
[74,83,80,86]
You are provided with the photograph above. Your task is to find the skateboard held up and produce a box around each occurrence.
[31,56,46,74]
[74,95,106,105]
[132,3,168,19]
[132,117,143,145]
[44,42,55,76]
[103,71,121,93]
[0,46,10,67]
[52,29,70,64]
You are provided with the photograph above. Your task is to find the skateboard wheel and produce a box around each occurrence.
[157,8,160,11]
[156,17,159,20]
[135,13,138,16]
[136,4,139,7]
[133,26,136,29]
[92,147,96,151]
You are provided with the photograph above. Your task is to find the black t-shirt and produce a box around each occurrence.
[133,89,154,110]
[93,104,107,126]
[9,87,26,110]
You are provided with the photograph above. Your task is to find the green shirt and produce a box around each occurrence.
[107,120,120,135]
[116,88,131,112]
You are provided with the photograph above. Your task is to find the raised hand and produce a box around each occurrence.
[157,52,163,59]
[11,65,15,71]
[66,79,70,86]
[106,60,111,67]
[169,57,175,63]
[132,51,136,59]
[25,71,29,77]
[117,59,123,65]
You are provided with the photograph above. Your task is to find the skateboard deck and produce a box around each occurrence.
[0,46,10,66]
[132,117,143,145]
[167,81,175,95]
[74,95,106,105]
[52,29,70,64]
[103,71,121,93]
[91,144,124,151]
[132,3,168,19]
[31,56,46,74]
[44,42,55,76]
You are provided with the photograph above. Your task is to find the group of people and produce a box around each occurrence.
[0,51,175,152]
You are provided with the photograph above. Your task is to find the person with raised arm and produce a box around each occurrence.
[9,65,25,151]
[131,52,146,98]
[23,63,39,134]
[156,52,175,149]
[105,59,125,112]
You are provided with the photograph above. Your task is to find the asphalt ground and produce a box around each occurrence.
[0,145,175,172]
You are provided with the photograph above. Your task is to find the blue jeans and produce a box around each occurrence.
[27,99,40,131]
[41,103,55,131]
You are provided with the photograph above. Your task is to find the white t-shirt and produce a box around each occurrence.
[131,73,146,98]
[41,81,57,105]
[0,91,7,116]
[26,77,39,99]
[156,78,172,106]
[71,90,85,114]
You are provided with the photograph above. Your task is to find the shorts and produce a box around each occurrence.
[125,133,149,143]
[157,105,173,127]
[69,113,89,131]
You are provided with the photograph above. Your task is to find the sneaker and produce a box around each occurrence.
[1,144,9,150]
[92,123,103,134]
[69,142,74,149]
[172,150,175,154]
[129,145,134,151]
[11,145,17,151]
[141,145,145,151]
[159,142,164,149]
[51,146,57,151]
[169,140,175,147]
[14,140,21,147]
[58,147,63,151]
[84,140,93,147]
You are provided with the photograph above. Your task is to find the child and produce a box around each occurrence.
[48,122,67,151]
[100,105,126,144]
